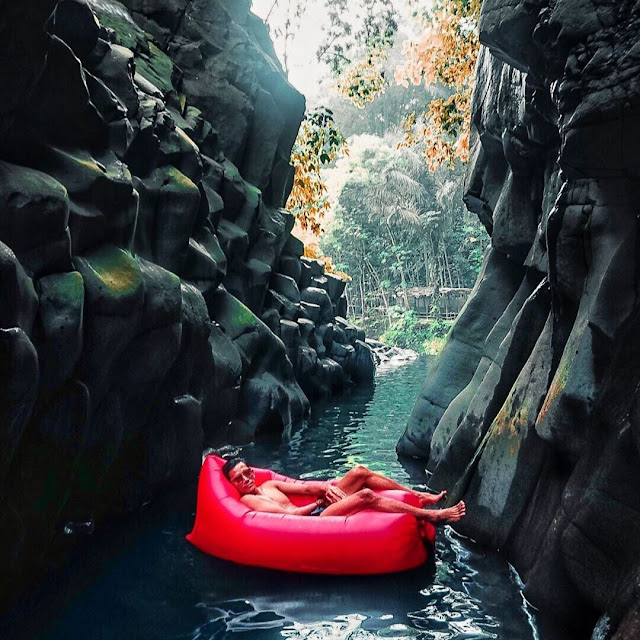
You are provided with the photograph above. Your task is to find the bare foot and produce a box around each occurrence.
[422,500,466,524]
[418,489,447,507]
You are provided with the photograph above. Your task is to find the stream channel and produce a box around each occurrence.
[7,357,575,640]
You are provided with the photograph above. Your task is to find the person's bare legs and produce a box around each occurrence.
[320,488,466,523]
[335,465,446,506]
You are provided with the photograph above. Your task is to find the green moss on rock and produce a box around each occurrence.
[93,4,175,94]
[40,271,84,309]
[135,42,174,95]
[74,245,143,315]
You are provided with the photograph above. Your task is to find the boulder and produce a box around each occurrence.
[73,245,144,405]
[348,340,376,383]
[278,255,302,284]
[17,35,107,148]
[0,161,71,277]
[428,273,542,469]
[270,273,300,303]
[0,328,39,492]
[0,243,39,336]
[34,271,84,394]
[202,323,243,443]
[29,147,138,254]
[135,165,200,274]
[301,286,334,323]
[398,249,524,457]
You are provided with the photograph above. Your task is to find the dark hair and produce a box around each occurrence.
[222,456,246,481]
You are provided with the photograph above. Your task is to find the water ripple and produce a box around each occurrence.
[191,600,286,639]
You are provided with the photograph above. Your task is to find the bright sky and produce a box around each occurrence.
[250,1,421,106]
[251,1,329,104]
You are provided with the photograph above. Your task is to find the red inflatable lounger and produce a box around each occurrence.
[186,455,436,575]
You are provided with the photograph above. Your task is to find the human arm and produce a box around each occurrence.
[241,494,323,516]
[268,480,346,504]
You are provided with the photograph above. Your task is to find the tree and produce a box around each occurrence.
[286,107,348,235]
[320,133,488,319]
[317,17,450,141]
[319,0,480,169]
[254,0,487,312]
[318,0,398,108]
[396,0,481,168]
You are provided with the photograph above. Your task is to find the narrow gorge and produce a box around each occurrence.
[3,1,640,638]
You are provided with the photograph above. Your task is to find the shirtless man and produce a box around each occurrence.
[222,457,466,523]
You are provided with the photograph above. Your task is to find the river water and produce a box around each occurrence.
[6,357,573,640]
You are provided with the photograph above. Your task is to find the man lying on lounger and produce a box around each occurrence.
[222,457,466,523]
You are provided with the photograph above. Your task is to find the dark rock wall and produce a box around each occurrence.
[398,2,640,637]
[0,0,374,597]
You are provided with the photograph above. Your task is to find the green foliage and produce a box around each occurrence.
[320,133,488,319]
[380,309,452,354]
[93,9,175,94]
[318,0,398,77]
[288,107,348,234]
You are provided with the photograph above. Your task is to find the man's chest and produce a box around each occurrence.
[257,485,291,505]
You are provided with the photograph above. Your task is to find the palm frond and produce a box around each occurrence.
[422,209,442,225]
[392,204,423,226]
[382,169,425,201]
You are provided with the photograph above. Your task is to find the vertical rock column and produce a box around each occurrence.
[399,0,640,636]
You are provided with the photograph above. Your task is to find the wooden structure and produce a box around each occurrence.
[394,287,471,319]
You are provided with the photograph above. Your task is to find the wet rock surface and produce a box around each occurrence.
[0,0,372,601]
[397,2,640,637]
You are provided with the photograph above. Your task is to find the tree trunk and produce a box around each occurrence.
[344,285,351,318]
[365,258,390,326]
[423,246,430,288]
[442,242,453,288]
[386,222,410,309]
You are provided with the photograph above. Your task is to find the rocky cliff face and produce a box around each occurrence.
[0,0,374,598]
[398,1,640,637]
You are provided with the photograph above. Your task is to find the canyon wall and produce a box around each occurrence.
[0,0,374,598]
[398,1,640,637]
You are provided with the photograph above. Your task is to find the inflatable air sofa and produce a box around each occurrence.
[187,455,436,574]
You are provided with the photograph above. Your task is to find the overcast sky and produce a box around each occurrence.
[251,0,328,102]
[250,1,420,106]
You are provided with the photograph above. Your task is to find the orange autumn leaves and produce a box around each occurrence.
[334,47,388,109]
[304,243,351,282]
[286,107,348,235]
[334,0,480,170]
[285,0,480,271]
[396,0,480,169]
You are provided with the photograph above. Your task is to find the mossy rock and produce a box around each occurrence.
[208,288,259,341]
[93,5,175,95]
[135,42,175,95]
[137,258,182,331]
[35,271,85,393]
[245,183,261,209]
[74,245,143,316]
[0,161,69,253]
